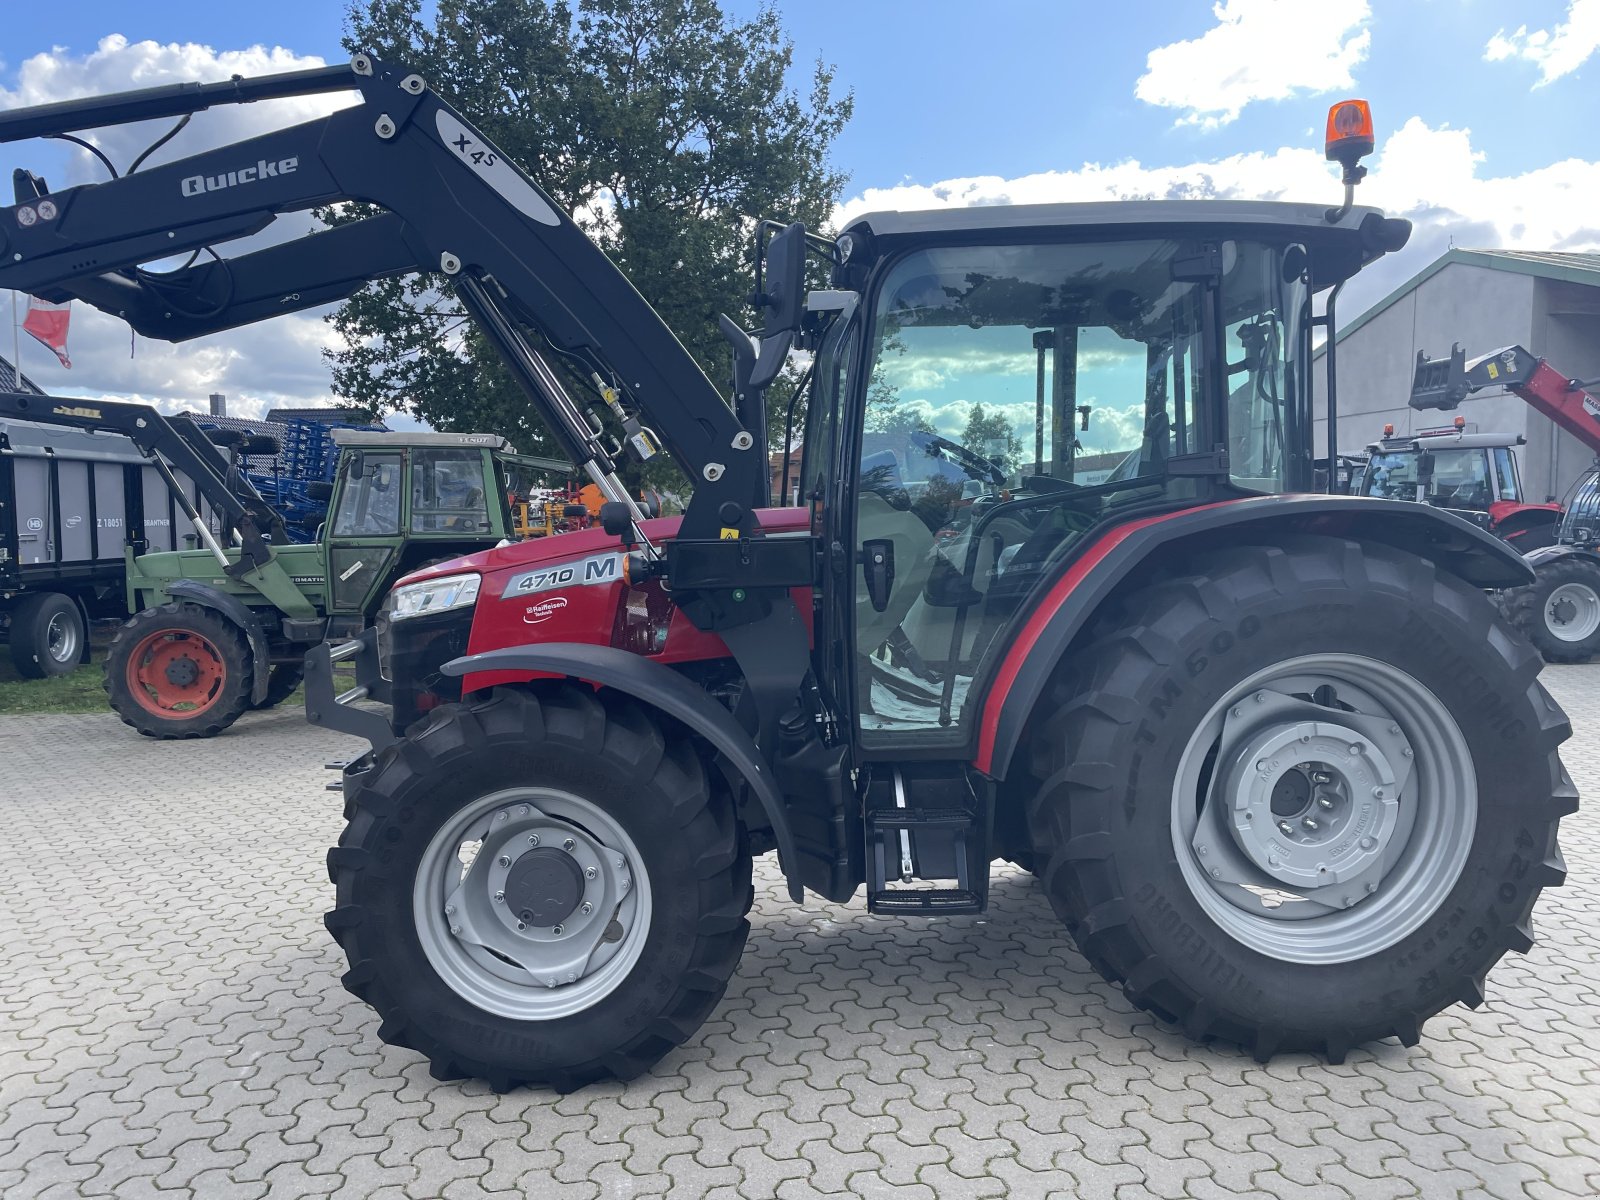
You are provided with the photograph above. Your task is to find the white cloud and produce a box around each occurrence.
[1485,0,1600,84]
[1136,0,1372,128]
[0,37,361,413]
[835,118,1600,326]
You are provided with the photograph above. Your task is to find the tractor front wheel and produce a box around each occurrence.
[326,685,752,1091]
[1502,556,1600,663]
[104,603,253,738]
[1025,537,1574,1061]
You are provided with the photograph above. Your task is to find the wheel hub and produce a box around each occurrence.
[504,846,586,927]
[1221,711,1401,889]
[164,656,201,688]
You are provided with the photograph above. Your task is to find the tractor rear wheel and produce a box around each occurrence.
[104,603,253,738]
[326,685,752,1091]
[254,663,305,710]
[1025,537,1573,1062]
[1501,556,1600,663]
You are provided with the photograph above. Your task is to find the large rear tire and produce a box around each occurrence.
[103,603,253,738]
[326,685,752,1091]
[1501,556,1600,664]
[8,592,85,679]
[1024,537,1574,1061]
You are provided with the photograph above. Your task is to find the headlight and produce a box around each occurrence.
[389,572,481,621]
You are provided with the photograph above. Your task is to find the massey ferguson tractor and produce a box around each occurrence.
[0,75,1574,1090]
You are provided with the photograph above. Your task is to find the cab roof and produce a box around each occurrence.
[840,200,1411,291]
[331,429,512,451]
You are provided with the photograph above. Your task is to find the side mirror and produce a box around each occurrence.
[346,449,366,479]
[599,501,636,547]
[861,538,895,613]
[749,221,807,391]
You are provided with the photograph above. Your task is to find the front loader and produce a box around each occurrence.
[0,75,1574,1089]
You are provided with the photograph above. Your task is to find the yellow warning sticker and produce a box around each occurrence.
[1487,362,1500,379]
[720,527,740,540]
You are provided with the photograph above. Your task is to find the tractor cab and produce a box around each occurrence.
[1357,424,1559,548]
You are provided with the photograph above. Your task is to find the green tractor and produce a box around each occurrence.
[0,391,558,737]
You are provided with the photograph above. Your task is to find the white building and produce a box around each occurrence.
[1314,249,1600,503]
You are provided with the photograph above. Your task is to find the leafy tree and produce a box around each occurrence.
[327,0,852,489]
[961,402,1023,472]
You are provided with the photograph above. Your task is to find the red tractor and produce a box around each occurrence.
[1357,424,1560,550]
[0,72,1573,1090]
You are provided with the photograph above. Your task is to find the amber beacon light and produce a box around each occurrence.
[1323,99,1375,223]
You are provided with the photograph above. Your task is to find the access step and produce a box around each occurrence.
[863,764,992,917]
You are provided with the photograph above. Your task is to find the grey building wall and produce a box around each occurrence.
[1313,262,1600,503]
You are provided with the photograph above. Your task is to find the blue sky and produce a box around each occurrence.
[0,1,1593,414]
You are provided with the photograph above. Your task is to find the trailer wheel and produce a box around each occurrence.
[1501,557,1600,663]
[326,685,752,1091]
[1024,537,1573,1062]
[104,603,254,738]
[8,592,85,678]
[254,664,305,710]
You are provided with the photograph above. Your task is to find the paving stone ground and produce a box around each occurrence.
[1,667,1597,1199]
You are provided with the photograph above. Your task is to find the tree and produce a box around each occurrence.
[327,0,853,487]
[962,402,1023,473]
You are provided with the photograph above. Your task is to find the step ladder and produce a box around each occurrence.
[864,766,991,915]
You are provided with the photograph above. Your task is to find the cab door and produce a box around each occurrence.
[323,450,405,615]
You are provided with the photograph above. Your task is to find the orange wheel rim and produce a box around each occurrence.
[126,629,227,717]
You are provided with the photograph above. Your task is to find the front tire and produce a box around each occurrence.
[103,603,253,738]
[1025,537,1574,1061]
[326,685,752,1091]
[1501,556,1600,663]
[254,663,304,710]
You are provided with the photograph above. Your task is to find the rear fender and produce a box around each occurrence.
[441,642,804,902]
[976,494,1533,781]
[165,579,272,704]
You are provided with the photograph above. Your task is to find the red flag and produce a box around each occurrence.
[22,297,71,368]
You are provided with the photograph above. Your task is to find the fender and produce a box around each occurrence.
[1521,543,1600,571]
[975,494,1535,781]
[441,642,805,903]
[165,579,273,704]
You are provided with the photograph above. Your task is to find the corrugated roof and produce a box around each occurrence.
[0,352,45,395]
[1329,248,1600,346]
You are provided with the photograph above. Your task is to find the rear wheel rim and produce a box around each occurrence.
[1544,581,1600,643]
[126,629,227,716]
[413,786,652,1020]
[46,612,78,665]
[1170,653,1475,965]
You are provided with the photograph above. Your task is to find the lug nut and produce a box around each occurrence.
[1278,820,1294,836]
[620,878,630,892]
[450,925,462,935]
[445,905,455,915]
[1254,692,1266,704]
[497,855,511,868]
[580,902,593,915]
[529,834,541,846]
[552,924,564,935]
[1231,706,1242,718]
[494,890,505,903]
[517,921,527,930]
[1256,759,1269,773]
[1210,868,1221,878]
[1317,796,1334,810]
[585,866,598,880]
[562,838,576,852]
[1302,817,1319,832]
[518,805,530,816]
[496,812,507,822]
[1311,771,1333,784]
[1372,787,1385,799]
[1350,743,1364,755]
[1365,881,1378,894]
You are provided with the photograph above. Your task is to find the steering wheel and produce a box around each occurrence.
[910,430,1006,485]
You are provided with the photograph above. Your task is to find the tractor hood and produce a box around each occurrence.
[390,506,812,590]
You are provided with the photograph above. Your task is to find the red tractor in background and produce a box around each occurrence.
[0,71,1574,1092]
[1410,343,1600,661]
[1358,422,1560,550]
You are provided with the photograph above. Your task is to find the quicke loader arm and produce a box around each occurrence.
[0,54,770,544]
[1411,343,1600,458]
[0,389,284,574]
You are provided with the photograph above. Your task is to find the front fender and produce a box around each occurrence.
[441,643,804,903]
[975,494,1535,781]
[1522,543,1600,571]
[165,579,271,704]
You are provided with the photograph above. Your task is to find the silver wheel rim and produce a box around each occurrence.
[1545,582,1600,643]
[45,612,77,664]
[413,786,651,1019]
[1170,653,1475,965]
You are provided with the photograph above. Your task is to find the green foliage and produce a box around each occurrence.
[327,0,853,489]
[961,402,1024,473]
